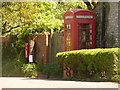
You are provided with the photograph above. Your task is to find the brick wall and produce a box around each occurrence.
[27,34,50,64]
[27,32,64,64]
[0,36,11,43]
[1,33,64,64]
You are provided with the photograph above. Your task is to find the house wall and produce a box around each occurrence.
[107,2,119,47]
[94,2,119,48]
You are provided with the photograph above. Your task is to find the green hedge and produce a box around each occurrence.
[56,48,119,82]
[22,63,63,78]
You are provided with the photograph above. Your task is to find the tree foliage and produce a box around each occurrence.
[1,1,98,35]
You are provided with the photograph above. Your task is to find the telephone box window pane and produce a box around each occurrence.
[80,35,86,40]
[80,41,92,47]
[79,30,92,35]
[66,47,70,51]
[65,29,71,51]
[81,41,86,46]
[79,35,92,40]
[66,36,70,40]
[78,23,91,29]
[66,41,71,51]
[66,30,70,35]
[66,41,71,46]
[66,29,71,40]
[66,24,71,29]
[87,42,92,46]
[86,35,92,40]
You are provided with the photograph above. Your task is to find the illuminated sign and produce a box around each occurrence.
[65,16,73,19]
[76,15,93,19]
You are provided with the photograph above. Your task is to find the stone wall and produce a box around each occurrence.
[94,2,104,48]
[119,2,120,47]
[106,2,119,47]
[94,2,119,48]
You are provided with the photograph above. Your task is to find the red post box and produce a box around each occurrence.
[25,43,29,58]
[64,9,96,51]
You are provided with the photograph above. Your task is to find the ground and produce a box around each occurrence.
[0,77,118,88]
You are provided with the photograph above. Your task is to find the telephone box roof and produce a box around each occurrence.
[71,9,93,13]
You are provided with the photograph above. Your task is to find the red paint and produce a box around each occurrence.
[63,64,67,78]
[70,70,74,76]
[25,43,29,58]
[64,9,96,51]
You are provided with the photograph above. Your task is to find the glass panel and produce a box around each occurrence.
[79,30,92,35]
[65,29,71,51]
[78,23,91,29]
[66,24,71,29]
[80,41,92,47]
[81,41,86,46]
[66,29,70,35]
[80,35,86,40]
[66,41,71,51]
[86,41,92,46]
[79,35,92,40]
[66,29,71,40]
[66,36,70,40]
[66,41,71,46]
[66,47,71,51]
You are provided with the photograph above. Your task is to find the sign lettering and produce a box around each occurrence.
[65,16,73,19]
[76,15,93,19]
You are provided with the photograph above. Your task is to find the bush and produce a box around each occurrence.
[22,63,43,78]
[22,63,63,79]
[56,48,119,82]
[2,36,25,77]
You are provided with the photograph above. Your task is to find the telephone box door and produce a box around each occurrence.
[78,22,95,49]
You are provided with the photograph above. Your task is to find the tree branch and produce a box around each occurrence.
[2,25,20,34]
[84,1,93,10]
[91,0,99,10]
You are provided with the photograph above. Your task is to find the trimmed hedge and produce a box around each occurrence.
[56,48,119,82]
[22,63,63,78]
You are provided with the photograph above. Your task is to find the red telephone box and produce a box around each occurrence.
[64,9,96,51]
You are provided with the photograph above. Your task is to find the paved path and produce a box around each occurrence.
[0,77,118,88]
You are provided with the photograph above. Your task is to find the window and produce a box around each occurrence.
[66,41,71,51]
[65,24,71,51]
[78,23,93,49]
[79,35,92,41]
[66,24,71,29]
[78,23,92,29]
[80,41,92,47]
[79,29,92,35]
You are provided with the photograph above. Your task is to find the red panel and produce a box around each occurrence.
[25,43,29,58]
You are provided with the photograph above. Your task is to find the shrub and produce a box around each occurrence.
[56,48,119,82]
[2,36,25,77]
[22,63,63,79]
[22,63,43,78]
